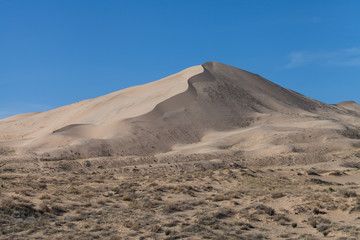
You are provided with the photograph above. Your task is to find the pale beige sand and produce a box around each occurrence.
[0,62,359,160]
[0,65,203,138]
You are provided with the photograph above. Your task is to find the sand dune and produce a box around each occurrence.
[0,62,359,160]
[1,62,360,240]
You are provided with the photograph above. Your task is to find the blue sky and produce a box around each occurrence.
[1,0,359,119]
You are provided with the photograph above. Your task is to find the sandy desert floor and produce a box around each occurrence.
[1,153,360,240]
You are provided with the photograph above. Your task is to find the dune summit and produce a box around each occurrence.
[0,62,359,162]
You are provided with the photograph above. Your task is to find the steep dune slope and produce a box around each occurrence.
[0,65,203,152]
[0,62,359,160]
[0,65,203,139]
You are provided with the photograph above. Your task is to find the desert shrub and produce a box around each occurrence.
[340,189,357,198]
[342,128,360,139]
[317,224,331,232]
[113,182,139,194]
[349,197,360,213]
[197,208,234,226]
[234,221,255,230]
[15,188,33,197]
[308,216,331,228]
[341,162,360,169]
[162,203,183,213]
[209,194,231,202]
[69,187,80,194]
[123,219,140,231]
[243,233,266,240]
[130,198,158,210]
[271,192,285,199]
[40,194,51,200]
[122,194,135,201]
[97,199,107,205]
[308,218,317,228]
[0,197,39,218]
[306,170,320,176]
[309,178,336,185]
[329,170,345,176]
[149,224,161,233]
[50,204,67,215]
[38,202,50,213]
[214,208,234,219]
[273,214,291,225]
[0,147,15,156]
[313,207,326,215]
[255,204,275,216]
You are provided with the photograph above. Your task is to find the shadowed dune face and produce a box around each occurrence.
[0,62,359,159]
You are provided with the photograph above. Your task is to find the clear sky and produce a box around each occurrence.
[1,0,360,119]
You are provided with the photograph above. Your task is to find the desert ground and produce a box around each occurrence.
[0,62,359,239]
[1,154,360,239]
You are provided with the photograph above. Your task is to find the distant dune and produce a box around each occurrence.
[0,62,359,161]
